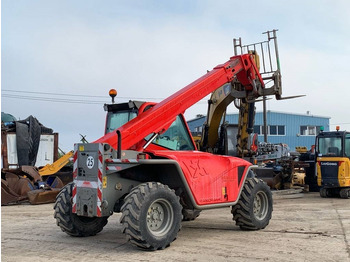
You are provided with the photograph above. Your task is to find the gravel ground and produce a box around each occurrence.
[1,192,350,262]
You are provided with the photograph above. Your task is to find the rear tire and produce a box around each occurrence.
[320,188,336,198]
[232,177,273,230]
[53,183,108,237]
[340,188,350,199]
[120,182,182,250]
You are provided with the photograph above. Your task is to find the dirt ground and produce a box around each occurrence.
[1,192,350,262]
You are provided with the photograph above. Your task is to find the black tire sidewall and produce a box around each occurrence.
[320,188,327,198]
[71,212,108,235]
[340,188,350,199]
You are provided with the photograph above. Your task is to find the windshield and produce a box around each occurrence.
[106,111,194,151]
[317,137,342,157]
[346,134,350,157]
[151,116,195,151]
[105,111,137,134]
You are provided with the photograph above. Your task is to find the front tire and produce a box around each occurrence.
[320,188,329,198]
[120,182,182,250]
[232,177,273,230]
[53,183,108,237]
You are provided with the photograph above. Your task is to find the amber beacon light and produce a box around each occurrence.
[109,89,117,103]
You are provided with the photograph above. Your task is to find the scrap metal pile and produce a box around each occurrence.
[1,114,69,205]
[2,166,63,205]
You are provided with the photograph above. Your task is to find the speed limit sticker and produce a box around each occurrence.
[86,156,95,169]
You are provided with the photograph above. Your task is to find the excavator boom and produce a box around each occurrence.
[94,54,263,150]
[38,151,73,176]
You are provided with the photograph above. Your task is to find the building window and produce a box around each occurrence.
[254,125,285,135]
[254,125,261,134]
[195,126,202,132]
[270,126,277,135]
[300,126,321,136]
[278,126,285,135]
[269,125,285,135]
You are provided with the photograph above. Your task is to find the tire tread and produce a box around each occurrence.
[231,178,273,230]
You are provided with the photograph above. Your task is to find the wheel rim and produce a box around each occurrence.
[146,198,174,237]
[253,191,269,220]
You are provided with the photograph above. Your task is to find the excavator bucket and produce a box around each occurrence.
[1,168,64,205]
[27,176,64,204]
[27,188,61,205]
[1,179,27,205]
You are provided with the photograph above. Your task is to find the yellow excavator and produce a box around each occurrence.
[316,127,350,198]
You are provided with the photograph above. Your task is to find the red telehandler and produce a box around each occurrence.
[54,31,282,250]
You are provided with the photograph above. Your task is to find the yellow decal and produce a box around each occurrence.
[103,177,107,188]
[79,145,85,152]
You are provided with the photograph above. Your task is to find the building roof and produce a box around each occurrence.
[259,110,330,119]
[187,110,330,123]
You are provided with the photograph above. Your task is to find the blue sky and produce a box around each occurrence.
[2,0,350,151]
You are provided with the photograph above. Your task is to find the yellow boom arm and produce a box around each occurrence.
[39,151,73,176]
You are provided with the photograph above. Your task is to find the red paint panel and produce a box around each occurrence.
[150,151,251,205]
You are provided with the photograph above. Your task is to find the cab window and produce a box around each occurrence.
[318,137,342,157]
[105,111,137,134]
[345,134,350,157]
[152,116,195,151]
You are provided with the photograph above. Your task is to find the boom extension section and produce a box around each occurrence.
[94,54,264,150]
